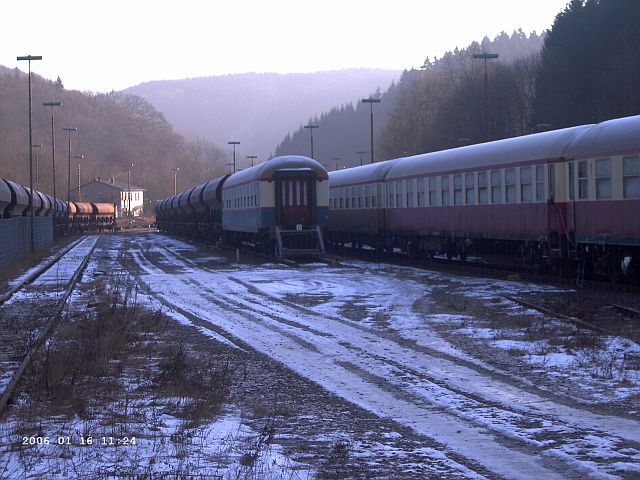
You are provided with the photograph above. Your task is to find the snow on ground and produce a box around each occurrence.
[123,234,640,479]
[4,233,639,479]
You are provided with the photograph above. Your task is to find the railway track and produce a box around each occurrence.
[0,236,100,416]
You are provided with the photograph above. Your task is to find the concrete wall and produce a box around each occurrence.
[0,216,54,268]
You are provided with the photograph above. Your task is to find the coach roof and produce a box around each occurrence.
[566,115,640,160]
[386,125,593,181]
[329,158,400,188]
[223,155,328,189]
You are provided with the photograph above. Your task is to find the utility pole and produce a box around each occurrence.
[362,98,381,164]
[472,52,499,142]
[303,125,319,159]
[17,54,43,252]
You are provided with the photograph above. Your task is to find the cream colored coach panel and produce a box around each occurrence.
[260,180,275,208]
[316,180,329,207]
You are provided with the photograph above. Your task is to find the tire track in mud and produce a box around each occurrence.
[129,239,581,479]
[133,236,640,479]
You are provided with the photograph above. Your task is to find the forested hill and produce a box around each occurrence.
[123,69,400,162]
[275,30,544,168]
[0,66,227,205]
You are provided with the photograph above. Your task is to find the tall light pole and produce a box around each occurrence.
[303,124,319,159]
[17,54,42,253]
[74,154,85,201]
[472,52,499,142]
[362,98,381,164]
[32,144,43,190]
[356,151,366,167]
[171,167,180,195]
[247,155,257,167]
[43,101,62,233]
[63,127,77,204]
[227,141,240,173]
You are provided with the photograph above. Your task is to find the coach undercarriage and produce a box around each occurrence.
[328,230,638,283]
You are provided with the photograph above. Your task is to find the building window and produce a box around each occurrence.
[506,168,516,203]
[596,158,611,199]
[578,161,588,199]
[623,156,640,199]
[478,171,488,204]
[465,173,475,205]
[491,170,502,204]
[520,167,532,203]
[429,177,437,206]
[441,176,450,206]
[417,178,425,207]
[453,174,463,205]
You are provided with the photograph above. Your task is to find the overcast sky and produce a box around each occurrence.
[2,0,569,93]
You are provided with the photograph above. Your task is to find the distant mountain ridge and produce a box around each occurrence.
[123,69,400,165]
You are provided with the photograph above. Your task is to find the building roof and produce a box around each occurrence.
[81,178,146,191]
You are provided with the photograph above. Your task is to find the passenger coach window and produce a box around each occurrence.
[429,177,437,206]
[596,158,611,199]
[407,179,414,207]
[465,173,475,205]
[568,162,575,200]
[520,167,532,203]
[536,165,545,202]
[505,168,516,203]
[453,175,462,205]
[417,178,425,207]
[623,156,640,198]
[351,187,357,208]
[388,182,395,208]
[478,172,488,204]
[578,161,588,199]
[491,170,502,204]
[441,176,450,206]
[396,180,403,208]
[358,186,363,208]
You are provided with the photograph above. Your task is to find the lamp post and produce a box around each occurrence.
[171,167,179,195]
[227,141,240,173]
[362,98,381,164]
[472,52,499,142]
[247,155,257,167]
[32,144,43,190]
[43,101,62,233]
[74,154,84,201]
[17,54,42,253]
[356,151,366,167]
[303,124,319,159]
[63,127,78,204]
